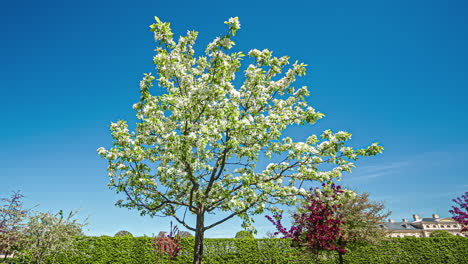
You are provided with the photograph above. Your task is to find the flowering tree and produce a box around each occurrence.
[267,184,349,263]
[97,16,383,263]
[19,210,86,264]
[267,187,390,263]
[0,192,28,262]
[449,192,468,232]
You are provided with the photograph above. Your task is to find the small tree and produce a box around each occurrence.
[449,192,468,232]
[0,192,28,262]
[98,16,383,264]
[19,210,86,264]
[114,230,133,237]
[334,191,391,263]
[267,184,349,263]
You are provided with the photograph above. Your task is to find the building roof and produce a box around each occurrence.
[413,217,455,223]
[381,222,419,230]
[421,218,439,222]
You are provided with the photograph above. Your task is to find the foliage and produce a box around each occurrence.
[429,230,454,237]
[267,183,349,262]
[22,236,468,264]
[235,230,254,239]
[338,190,391,245]
[18,210,86,264]
[267,185,391,263]
[150,223,182,261]
[449,191,468,232]
[43,236,156,264]
[115,230,133,237]
[178,231,193,238]
[333,190,391,263]
[1,192,89,264]
[344,237,468,264]
[0,191,28,262]
[97,16,383,263]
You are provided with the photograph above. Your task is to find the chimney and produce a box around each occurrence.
[402,219,408,223]
[388,219,395,223]
[412,214,420,221]
[432,213,439,219]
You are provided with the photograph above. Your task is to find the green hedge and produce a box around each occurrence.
[20,236,468,264]
[345,237,468,264]
[51,236,156,264]
[49,237,316,264]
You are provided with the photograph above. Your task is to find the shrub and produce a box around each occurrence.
[235,231,254,239]
[0,191,28,262]
[19,210,86,264]
[430,230,454,237]
[178,231,193,238]
[114,230,133,237]
[150,223,182,261]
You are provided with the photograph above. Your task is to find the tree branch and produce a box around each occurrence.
[204,202,255,230]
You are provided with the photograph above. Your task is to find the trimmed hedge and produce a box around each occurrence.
[50,237,316,264]
[52,236,155,264]
[18,236,468,264]
[345,237,468,264]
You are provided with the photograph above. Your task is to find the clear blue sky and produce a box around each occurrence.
[2,0,468,238]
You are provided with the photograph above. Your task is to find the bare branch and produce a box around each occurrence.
[204,202,255,230]
[172,212,196,232]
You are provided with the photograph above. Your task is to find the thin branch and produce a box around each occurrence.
[204,202,255,230]
[172,211,196,231]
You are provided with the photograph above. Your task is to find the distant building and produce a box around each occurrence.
[381,214,467,238]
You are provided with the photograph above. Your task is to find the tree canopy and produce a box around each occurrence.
[97,16,383,263]
[114,230,133,237]
[337,190,391,246]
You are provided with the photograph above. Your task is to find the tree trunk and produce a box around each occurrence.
[338,252,344,264]
[193,212,205,264]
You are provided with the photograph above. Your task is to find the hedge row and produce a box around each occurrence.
[49,237,314,264]
[344,237,468,264]
[33,236,468,263]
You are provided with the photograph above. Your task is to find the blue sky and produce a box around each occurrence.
[2,0,468,238]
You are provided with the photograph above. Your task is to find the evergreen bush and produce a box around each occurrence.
[14,236,468,264]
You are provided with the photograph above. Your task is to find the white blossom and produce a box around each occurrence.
[97,147,106,156]
[97,16,383,239]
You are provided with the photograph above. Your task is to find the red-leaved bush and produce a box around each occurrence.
[266,183,348,257]
[150,222,182,260]
[449,192,468,232]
